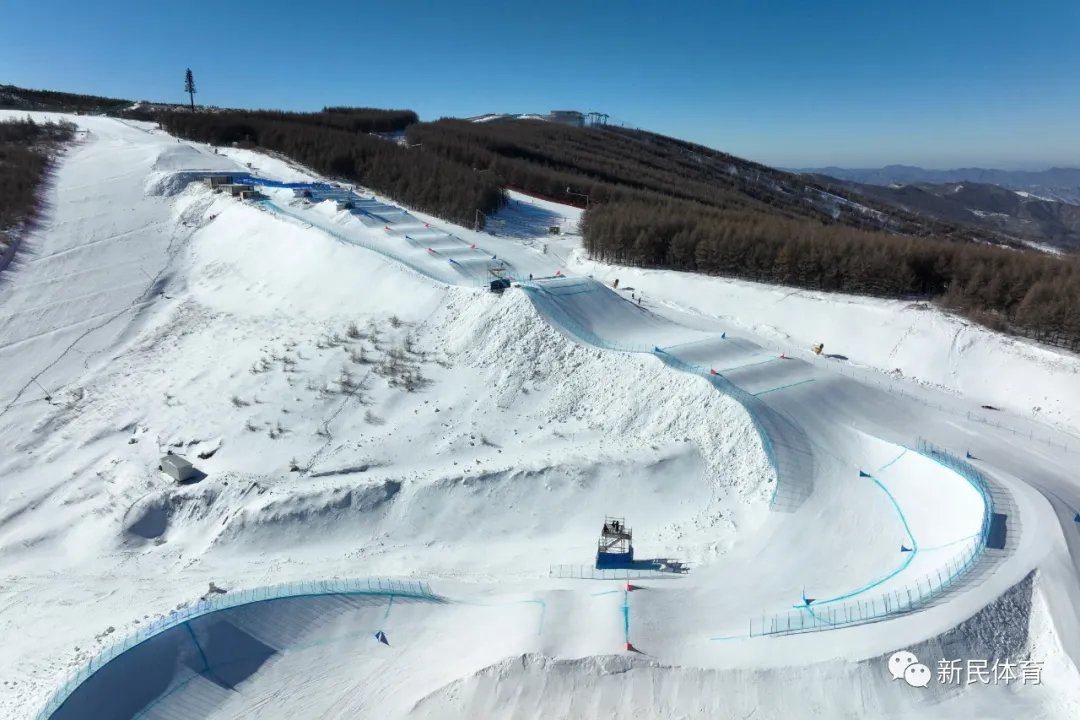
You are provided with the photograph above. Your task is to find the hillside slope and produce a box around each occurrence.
[798,164,1080,205]
[810,175,1080,252]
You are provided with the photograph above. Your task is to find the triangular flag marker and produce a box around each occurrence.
[900,545,913,553]
[859,470,871,478]
[375,631,389,646]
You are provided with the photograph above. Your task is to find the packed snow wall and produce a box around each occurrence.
[518,277,814,511]
[35,580,437,720]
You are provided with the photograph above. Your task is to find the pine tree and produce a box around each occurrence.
[184,69,196,111]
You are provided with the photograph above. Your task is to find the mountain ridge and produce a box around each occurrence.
[794,165,1080,205]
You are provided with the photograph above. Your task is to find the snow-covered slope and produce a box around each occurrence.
[569,256,1080,437]
[4,114,1080,720]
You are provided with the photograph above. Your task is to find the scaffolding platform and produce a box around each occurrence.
[596,516,634,569]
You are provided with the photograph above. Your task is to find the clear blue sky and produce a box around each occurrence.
[4,0,1078,169]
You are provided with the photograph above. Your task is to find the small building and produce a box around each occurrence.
[239,189,258,200]
[548,110,585,127]
[489,278,512,294]
[204,175,234,188]
[159,454,198,482]
[596,516,634,569]
[227,184,254,197]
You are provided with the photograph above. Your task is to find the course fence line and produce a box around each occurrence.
[650,346,813,510]
[548,565,688,581]
[651,348,781,501]
[518,279,812,511]
[33,578,436,720]
[518,281,650,353]
[748,440,995,636]
[801,352,1080,455]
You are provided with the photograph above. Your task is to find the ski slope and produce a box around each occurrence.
[2,114,1079,719]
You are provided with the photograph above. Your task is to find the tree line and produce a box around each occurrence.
[148,101,1080,349]
[583,199,1080,350]
[403,119,1002,244]
[159,110,503,226]
[0,84,132,114]
[0,117,76,266]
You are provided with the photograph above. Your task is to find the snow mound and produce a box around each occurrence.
[410,572,1079,720]
[433,287,775,508]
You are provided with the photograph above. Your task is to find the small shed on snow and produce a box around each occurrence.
[160,455,198,482]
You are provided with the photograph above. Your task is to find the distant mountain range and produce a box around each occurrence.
[796,170,1080,252]
[793,165,1080,205]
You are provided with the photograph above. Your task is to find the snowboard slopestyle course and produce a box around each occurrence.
[35,167,1000,717]
[6,116,1080,719]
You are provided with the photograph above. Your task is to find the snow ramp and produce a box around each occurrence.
[37,580,547,720]
[521,277,814,510]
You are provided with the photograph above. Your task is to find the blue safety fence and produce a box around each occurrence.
[746,440,995,636]
[228,173,332,190]
[521,279,815,507]
[518,280,649,353]
[549,565,688,581]
[518,279,814,511]
[918,438,996,549]
[33,578,436,720]
[653,348,815,511]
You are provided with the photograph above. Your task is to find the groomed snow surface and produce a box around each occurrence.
[1,113,1079,719]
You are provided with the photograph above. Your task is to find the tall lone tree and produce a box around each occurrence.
[184,68,196,111]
